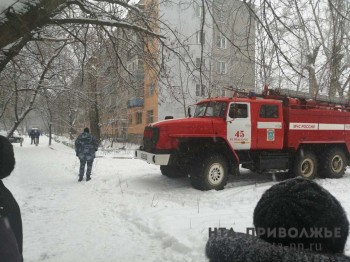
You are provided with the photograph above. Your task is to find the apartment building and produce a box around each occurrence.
[127,0,255,143]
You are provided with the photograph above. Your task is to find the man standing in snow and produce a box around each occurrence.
[75,127,98,182]
[29,129,35,145]
[0,135,23,261]
[34,130,40,146]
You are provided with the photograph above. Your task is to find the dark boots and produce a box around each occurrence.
[78,175,91,182]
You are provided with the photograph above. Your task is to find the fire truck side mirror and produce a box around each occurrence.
[187,107,192,117]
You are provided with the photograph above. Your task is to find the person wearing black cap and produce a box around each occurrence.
[206,177,350,261]
[75,127,98,182]
[0,135,23,261]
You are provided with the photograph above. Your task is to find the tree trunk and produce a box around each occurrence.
[87,64,100,141]
[305,46,320,96]
[328,44,343,97]
[49,122,52,146]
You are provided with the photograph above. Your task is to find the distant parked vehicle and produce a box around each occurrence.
[0,130,24,143]
[9,131,24,143]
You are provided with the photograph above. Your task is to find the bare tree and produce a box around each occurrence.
[246,0,350,98]
[0,39,68,137]
[0,0,164,74]
[0,0,164,138]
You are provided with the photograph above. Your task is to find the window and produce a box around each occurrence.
[221,87,226,97]
[127,59,138,72]
[210,102,226,117]
[229,104,248,118]
[147,110,154,123]
[136,112,142,124]
[195,58,201,68]
[133,60,138,71]
[196,31,205,44]
[127,48,133,59]
[194,3,203,17]
[194,102,227,117]
[148,83,155,96]
[196,84,206,96]
[217,33,227,49]
[260,105,279,118]
[217,9,225,22]
[195,58,206,68]
[217,61,227,74]
[129,114,132,125]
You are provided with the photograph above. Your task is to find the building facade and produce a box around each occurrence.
[127,0,255,143]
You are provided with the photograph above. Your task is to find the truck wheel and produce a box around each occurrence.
[293,150,317,179]
[320,148,346,179]
[160,166,187,178]
[190,154,228,190]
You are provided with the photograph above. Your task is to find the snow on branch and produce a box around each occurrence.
[49,18,165,38]
[93,0,143,15]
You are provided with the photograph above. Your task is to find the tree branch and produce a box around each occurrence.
[48,18,165,39]
[0,0,68,49]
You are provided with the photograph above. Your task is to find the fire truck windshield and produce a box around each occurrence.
[194,101,227,117]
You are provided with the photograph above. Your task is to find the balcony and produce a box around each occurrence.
[127,97,144,108]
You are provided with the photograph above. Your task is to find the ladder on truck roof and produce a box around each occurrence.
[272,88,350,107]
[226,85,350,108]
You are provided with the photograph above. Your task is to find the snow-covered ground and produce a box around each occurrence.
[4,135,350,261]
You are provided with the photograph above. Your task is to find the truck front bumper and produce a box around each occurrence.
[135,150,170,165]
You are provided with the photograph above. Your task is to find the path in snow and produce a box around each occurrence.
[8,137,166,261]
[4,135,350,261]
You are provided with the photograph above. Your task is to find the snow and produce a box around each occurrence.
[0,0,18,13]
[0,0,40,23]
[4,135,350,261]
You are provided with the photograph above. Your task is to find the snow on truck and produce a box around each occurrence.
[135,86,350,190]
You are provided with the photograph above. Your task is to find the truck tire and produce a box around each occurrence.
[160,166,187,178]
[293,150,317,179]
[320,148,346,179]
[190,153,228,190]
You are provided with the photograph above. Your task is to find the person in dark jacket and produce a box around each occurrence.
[29,129,35,145]
[206,177,350,262]
[0,135,23,261]
[75,127,98,182]
[34,130,40,146]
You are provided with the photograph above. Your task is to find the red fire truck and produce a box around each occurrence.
[135,87,350,190]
